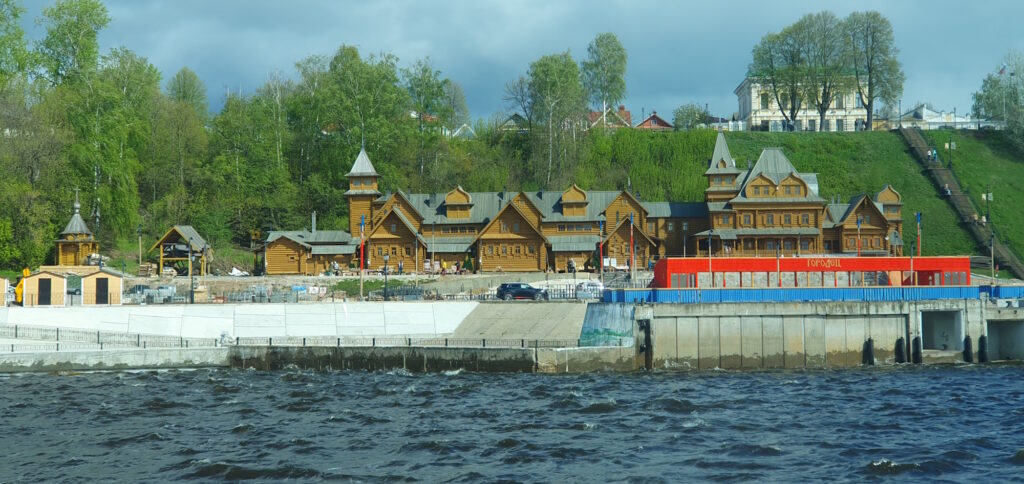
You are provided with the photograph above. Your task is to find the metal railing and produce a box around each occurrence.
[233,336,595,348]
[0,324,218,353]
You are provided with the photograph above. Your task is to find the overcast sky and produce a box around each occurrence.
[21,0,1024,121]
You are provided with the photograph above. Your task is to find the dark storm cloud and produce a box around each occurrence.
[21,0,1024,120]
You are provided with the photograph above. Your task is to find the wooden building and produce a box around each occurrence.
[21,271,66,307]
[81,269,122,305]
[697,132,903,257]
[264,229,355,275]
[343,149,707,273]
[56,192,98,266]
[150,225,212,276]
[268,135,905,274]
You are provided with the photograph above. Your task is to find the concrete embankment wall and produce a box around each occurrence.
[0,302,480,339]
[0,344,637,373]
[0,347,228,373]
[0,301,594,342]
[229,346,635,373]
[643,299,988,369]
[230,346,537,372]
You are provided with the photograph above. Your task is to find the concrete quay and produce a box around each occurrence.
[643,298,1021,369]
[1,297,1022,373]
[0,300,634,373]
[0,347,228,373]
[0,345,634,374]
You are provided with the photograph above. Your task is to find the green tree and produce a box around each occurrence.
[0,77,67,268]
[0,0,30,93]
[166,66,208,121]
[528,51,585,186]
[442,80,470,129]
[402,57,446,175]
[973,51,1024,147]
[286,55,336,184]
[91,47,161,237]
[797,12,851,130]
[845,11,904,130]
[672,102,711,131]
[750,27,806,129]
[503,75,533,129]
[581,32,627,126]
[206,92,299,240]
[328,45,415,194]
[35,0,109,85]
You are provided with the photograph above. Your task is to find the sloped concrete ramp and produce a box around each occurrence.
[450,302,587,340]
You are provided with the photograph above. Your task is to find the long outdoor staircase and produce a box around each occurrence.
[898,127,1024,280]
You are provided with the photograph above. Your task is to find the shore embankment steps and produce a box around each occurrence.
[898,127,1024,279]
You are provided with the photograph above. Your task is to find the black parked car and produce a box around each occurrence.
[496,282,548,301]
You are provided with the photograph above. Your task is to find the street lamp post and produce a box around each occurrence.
[598,221,604,286]
[707,229,714,288]
[915,212,922,257]
[136,224,142,275]
[383,254,390,301]
[188,237,195,304]
[991,234,996,283]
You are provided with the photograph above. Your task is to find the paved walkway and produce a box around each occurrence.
[450,302,587,340]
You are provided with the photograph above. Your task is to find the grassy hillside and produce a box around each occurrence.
[712,131,978,257]
[921,129,1024,259]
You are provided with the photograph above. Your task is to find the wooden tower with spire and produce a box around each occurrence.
[56,189,99,266]
[344,148,381,239]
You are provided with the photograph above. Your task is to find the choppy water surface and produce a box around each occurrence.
[3,365,1024,482]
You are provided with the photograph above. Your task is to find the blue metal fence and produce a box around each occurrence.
[990,285,1024,299]
[604,285,994,304]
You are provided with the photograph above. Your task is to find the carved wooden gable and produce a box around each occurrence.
[746,175,776,197]
[380,194,423,232]
[445,186,472,219]
[844,199,887,230]
[511,193,543,228]
[605,191,647,228]
[778,174,808,197]
[561,184,589,217]
[875,185,902,204]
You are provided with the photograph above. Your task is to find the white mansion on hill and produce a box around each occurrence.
[735,77,869,132]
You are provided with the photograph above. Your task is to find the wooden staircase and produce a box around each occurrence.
[899,127,1024,279]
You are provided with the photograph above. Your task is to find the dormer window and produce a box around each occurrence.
[753,187,760,196]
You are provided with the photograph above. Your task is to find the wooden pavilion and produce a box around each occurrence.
[149,225,213,276]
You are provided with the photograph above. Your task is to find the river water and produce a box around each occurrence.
[3,365,1023,482]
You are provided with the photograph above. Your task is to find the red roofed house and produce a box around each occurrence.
[588,105,632,130]
[636,111,673,131]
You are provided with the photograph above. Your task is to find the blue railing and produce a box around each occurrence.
[603,285,998,304]
[990,285,1024,299]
